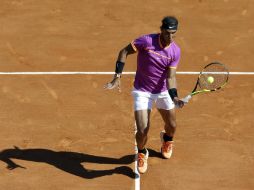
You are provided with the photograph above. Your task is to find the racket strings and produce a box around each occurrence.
[198,62,229,90]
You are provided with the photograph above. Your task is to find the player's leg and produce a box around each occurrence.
[132,89,153,173]
[135,109,151,151]
[158,108,176,137]
[158,108,176,159]
[135,109,151,174]
[156,94,176,159]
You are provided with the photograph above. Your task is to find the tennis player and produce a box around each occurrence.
[104,16,184,174]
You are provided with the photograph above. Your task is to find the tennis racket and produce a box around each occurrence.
[181,62,229,103]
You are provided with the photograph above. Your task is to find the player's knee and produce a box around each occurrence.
[136,128,148,138]
[166,120,177,129]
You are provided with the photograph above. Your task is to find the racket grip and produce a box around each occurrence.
[181,94,192,103]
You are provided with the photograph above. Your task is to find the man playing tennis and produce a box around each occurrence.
[104,16,184,174]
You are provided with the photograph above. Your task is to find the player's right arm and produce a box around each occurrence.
[117,43,136,66]
[104,43,136,91]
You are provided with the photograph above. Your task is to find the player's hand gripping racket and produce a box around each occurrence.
[182,62,229,104]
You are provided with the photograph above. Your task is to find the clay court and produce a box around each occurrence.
[0,0,253,190]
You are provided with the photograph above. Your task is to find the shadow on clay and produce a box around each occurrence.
[0,146,138,179]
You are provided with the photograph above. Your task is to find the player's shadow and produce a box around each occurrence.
[147,148,163,158]
[0,146,137,179]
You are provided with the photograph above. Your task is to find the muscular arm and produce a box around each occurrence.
[167,67,177,90]
[117,43,136,63]
[167,67,184,108]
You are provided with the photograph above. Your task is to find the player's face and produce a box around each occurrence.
[161,29,177,44]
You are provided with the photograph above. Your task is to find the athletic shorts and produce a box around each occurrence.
[131,88,175,111]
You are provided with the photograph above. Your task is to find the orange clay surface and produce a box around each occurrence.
[0,1,254,190]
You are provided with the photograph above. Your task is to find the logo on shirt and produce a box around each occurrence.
[145,48,172,60]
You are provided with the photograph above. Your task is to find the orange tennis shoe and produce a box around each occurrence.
[137,149,149,174]
[160,131,174,159]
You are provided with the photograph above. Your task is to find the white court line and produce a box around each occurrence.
[134,123,140,190]
[134,147,140,190]
[0,71,253,75]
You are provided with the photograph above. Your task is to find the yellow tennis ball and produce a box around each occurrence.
[207,76,214,84]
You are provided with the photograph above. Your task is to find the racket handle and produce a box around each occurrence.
[181,94,192,104]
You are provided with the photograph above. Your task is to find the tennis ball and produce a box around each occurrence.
[207,76,214,84]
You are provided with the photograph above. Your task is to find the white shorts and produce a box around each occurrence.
[131,88,175,111]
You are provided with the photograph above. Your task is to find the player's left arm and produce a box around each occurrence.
[167,67,184,108]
